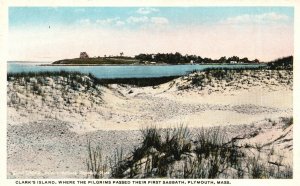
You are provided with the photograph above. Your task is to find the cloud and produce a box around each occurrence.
[136,7,158,15]
[150,17,169,25]
[79,16,169,28]
[115,20,125,26]
[127,16,149,24]
[79,19,91,25]
[96,17,120,25]
[221,12,290,25]
[126,16,169,26]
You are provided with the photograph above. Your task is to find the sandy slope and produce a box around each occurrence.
[6,70,293,178]
[7,84,292,132]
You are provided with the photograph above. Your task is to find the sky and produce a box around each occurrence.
[8,7,294,62]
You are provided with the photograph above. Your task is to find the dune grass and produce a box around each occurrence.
[86,139,108,179]
[86,125,293,179]
[7,71,180,87]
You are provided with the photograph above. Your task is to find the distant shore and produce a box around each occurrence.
[40,63,169,66]
[41,63,263,66]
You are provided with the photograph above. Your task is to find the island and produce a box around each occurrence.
[51,52,263,65]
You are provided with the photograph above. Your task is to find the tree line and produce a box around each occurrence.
[135,52,260,64]
[267,56,293,70]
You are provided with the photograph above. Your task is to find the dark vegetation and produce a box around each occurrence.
[86,139,108,179]
[7,71,100,90]
[267,56,293,70]
[7,71,180,87]
[185,62,292,91]
[135,53,260,64]
[52,52,261,65]
[281,116,293,129]
[87,126,293,179]
[188,65,266,82]
[190,68,262,86]
[88,74,180,87]
[99,76,179,87]
[52,52,293,68]
[53,56,139,65]
[8,71,86,81]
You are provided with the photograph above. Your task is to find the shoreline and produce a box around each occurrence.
[40,63,264,66]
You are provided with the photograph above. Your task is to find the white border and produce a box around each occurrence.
[1,1,299,186]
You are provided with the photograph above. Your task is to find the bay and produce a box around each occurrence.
[7,62,266,79]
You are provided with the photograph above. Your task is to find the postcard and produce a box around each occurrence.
[1,0,299,185]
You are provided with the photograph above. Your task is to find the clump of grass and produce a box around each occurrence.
[210,70,229,80]
[191,74,206,87]
[247,155,267,178]
[161,126,191,160]
[107,125,192,178]
[246,154,293,179]
[184,127,244,178]
[107,126,244,178]
[281,117,293,129]
[8,71,101,91]
[109,148,129,178]
[86,139,108,179]
[138,125,192,177]
[140,126,162,150]
[195,127,226,158]
[276,165,293,178]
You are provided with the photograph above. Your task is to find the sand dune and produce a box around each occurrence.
[7,70,293,178]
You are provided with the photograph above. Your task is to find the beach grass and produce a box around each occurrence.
[87,125,293,179]
[7,71,180,87]
[86,139,108,179]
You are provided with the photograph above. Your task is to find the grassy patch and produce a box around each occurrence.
[8,71,179,87]
[92,125,293,179]
[86,139,108,179]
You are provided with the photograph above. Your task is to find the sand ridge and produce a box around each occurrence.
[6,70,293,178]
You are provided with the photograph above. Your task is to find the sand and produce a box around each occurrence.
[6,70,293,178]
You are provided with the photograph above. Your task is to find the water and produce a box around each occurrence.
[7,62,266,79]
